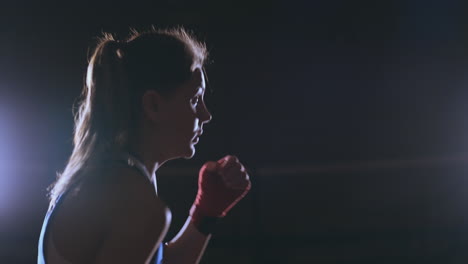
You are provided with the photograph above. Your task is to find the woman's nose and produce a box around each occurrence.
[202,111,212,124]
[201,105,212,124]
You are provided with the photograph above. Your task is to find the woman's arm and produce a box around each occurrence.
[164,216,211,264]
[164,155,251,264]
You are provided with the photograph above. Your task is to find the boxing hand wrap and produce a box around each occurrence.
[190,158,251,235]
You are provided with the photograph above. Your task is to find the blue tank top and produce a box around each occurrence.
[38,152,164,264]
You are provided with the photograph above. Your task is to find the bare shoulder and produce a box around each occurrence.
[95,165,172,262]
[50,165,171,263]
[103,164,172,225]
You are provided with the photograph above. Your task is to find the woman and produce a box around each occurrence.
[38,27,251,264]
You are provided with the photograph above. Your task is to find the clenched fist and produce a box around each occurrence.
[190,155,251,224]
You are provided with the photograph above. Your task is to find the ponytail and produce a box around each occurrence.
[85,36,130,148]
[48,35,130,207]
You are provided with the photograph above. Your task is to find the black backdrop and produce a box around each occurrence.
[2,0,468,263]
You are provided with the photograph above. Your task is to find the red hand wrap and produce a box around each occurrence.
[190,159,251,225]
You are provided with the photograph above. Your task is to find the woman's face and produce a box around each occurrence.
[155,67,212,160]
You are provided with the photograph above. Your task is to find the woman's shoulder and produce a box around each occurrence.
[76,164,170,223]
[49,164,171,262]
[99,164,170,218]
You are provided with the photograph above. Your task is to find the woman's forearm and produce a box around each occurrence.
[164,216,211,264]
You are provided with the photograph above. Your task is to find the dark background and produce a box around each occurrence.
[2,0,468,263]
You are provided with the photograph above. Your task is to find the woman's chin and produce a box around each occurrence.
[182,145,196,159]
[165,145,195,161]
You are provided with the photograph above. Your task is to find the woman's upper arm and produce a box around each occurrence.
[94,169,171,264]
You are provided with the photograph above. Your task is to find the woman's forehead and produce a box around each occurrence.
[176,68,205,96]
[192,67,205,90]
[184,67,205,93]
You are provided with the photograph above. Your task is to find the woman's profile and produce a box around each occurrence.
[37,27,251,264]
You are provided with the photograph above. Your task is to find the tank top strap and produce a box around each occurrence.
[111,151,158,194]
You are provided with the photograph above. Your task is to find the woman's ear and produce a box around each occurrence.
[141,90,163,122]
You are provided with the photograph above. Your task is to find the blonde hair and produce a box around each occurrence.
[48,27,208,207]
